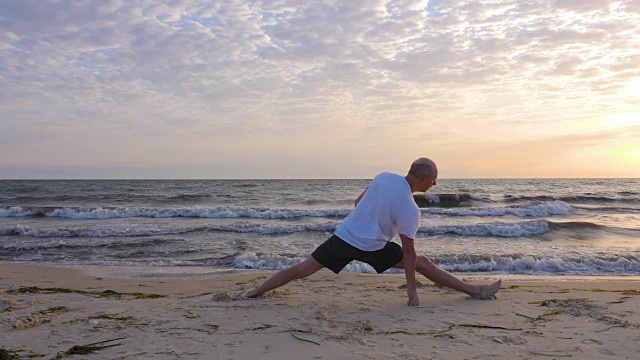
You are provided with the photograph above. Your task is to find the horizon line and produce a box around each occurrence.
[1,177,639,181]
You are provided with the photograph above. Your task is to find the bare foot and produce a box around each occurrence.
[472,280,502,300]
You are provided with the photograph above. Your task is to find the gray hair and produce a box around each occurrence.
[408,158,437,177]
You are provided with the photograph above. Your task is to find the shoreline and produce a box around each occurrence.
[2,263,640,359]
[2,261,640,282]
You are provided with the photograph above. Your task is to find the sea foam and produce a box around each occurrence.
[421,201,572,217]
[44,206,352,219]
[221,252,640,275]
[1,221,552,238]
[419,220,550,237]
[1,202,572,220]
[0,207,38,217]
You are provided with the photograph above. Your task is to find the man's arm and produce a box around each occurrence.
[354,187,368,207]
[400,234,419,306]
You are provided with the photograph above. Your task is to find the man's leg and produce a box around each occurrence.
[394,255,501,297]
[244,256,325,298]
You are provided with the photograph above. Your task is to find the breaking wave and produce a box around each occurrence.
[4,219,626,239]
[420,201,572,217]
[0,206,352,219]
[414,193,488,207]
[0,201,573,220]
[504,194,639,204]
[35,252,639,276]
[216,252,640,275]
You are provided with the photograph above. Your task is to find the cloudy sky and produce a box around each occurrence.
[1,0,639,179]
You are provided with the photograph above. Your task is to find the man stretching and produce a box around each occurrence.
[245,158,501,305]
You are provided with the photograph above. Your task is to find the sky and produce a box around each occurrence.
[1,0,639,179]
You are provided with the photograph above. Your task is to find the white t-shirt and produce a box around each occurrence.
[335,172,421,251]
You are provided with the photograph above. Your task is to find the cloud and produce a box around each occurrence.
[1,0,639,177]
[625,0,640,13]
[554,0,613,13]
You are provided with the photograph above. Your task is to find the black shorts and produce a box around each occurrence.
[311,235,403,274]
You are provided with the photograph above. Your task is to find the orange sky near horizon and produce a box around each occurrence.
[0,0,639,179]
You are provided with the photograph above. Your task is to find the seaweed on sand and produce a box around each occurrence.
[52,338,125,359]
[0,347,45,359]
[0,347,19,360]
[6,286,165,299]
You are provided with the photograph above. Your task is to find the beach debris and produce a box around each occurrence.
[529,350,574,357]
[182,309,199,319]
[89,313,134,321]
[515,312,537,320]
[0,347,45,359]
[1,297,18,313]
[398,281,430,289]
[442,321,523,331]
[0,296,33,313]
[431,322,521,340]
[515,310,560,322]
[178,292,213,299]
[531,298,603,318]
[502,284,573,294]
[205,323,220,332]
[607,296,633,304]
[582,288,640,296]
[250,324,275,331]
[578,288,640,304]
[213,288,294,301]
[14,306,69,330]
[504,285,547,289]
[63,313,144,329]
[156,326,219,335]
[14,316,45,330]
[6,286,166,299]
[382,330,431,336]
[333,320,375,342]
[88,313,142,329]
[236,275,267,286]
[52,337,125,359]
[266,289,293,298]
[0,347,19,360]
[473,292,497,300]
[290,330,320,345]
[41,306,69,315]
[211,292,237,301]
[353,320,374,333]
[532,298,640,329]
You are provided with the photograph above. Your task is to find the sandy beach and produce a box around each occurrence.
[1,264,640,359]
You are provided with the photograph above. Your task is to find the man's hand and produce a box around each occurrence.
[407,287,420,306]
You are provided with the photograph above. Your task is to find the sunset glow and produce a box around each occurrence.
[1,0,639,179]
[618,144,640,165]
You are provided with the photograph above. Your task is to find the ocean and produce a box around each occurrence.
[1,178,639,276]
